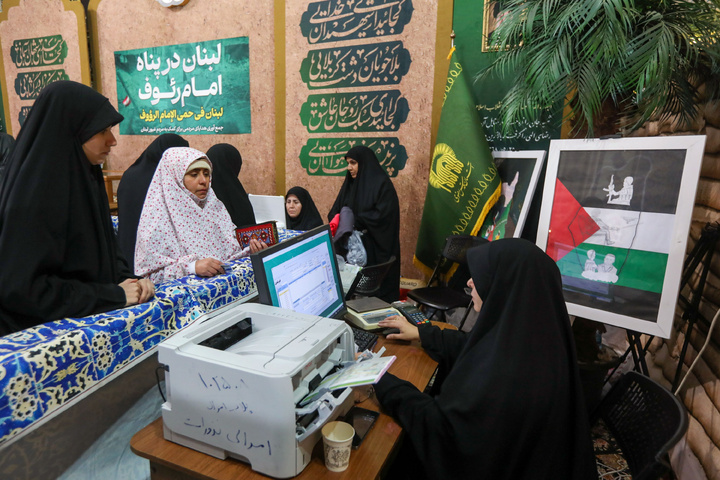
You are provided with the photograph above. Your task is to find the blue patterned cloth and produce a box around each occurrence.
[0,228,301,446]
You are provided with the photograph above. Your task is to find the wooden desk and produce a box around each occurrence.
[131,335,439,480]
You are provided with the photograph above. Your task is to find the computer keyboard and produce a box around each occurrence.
[351,326,378,352]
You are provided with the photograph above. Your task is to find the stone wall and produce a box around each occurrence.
[629,101,720,480]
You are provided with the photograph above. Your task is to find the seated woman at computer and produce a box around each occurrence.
[285,186,323,231]
[375,239,597,480]
[328,146,400,302]
[207,143,257,228]
[117,133,190,271]
[134,147,265,283]
[0,81,155,335]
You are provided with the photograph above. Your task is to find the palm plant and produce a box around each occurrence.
[478,0,720,137]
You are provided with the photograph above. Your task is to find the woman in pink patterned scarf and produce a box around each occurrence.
[134,147,263,283]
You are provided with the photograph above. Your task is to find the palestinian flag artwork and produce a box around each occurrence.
[537,137,706,338]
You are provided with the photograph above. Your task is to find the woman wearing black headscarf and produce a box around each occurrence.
[206,143,256,228]
[376,238,597,480]
[328,146,400,302]
[285,186,323,231]
[117,133,189,270]
[0,132,15,182]
[0,81,154,336]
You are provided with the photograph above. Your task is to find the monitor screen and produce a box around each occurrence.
[250,225,346,319]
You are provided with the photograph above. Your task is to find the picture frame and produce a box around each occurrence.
[536,136,706,338]
[482,0,505,52]
[479,150,546,241]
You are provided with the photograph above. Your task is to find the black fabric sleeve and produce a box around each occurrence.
[114,235,139,281]
[418,324,468,368]
[2,274,127,330]
[374,372,456,474]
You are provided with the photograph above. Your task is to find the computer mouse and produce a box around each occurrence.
[382,328,400,336]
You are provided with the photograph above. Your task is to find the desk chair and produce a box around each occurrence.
[592,371,688,480]
[344,256,396,301]
[407,235,487,327]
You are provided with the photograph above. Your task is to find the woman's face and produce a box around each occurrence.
[467,278,483,312]
[183,168,211,199]
[346,157,359,178]
[82,127,117,165]
[286,194,302,218]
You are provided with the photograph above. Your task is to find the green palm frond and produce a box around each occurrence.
[477,0,720,137]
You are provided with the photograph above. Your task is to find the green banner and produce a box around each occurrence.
[299,137,407,176]
[300,42,411,89]
[300,0,414,44]
[10,35,67,69]
[114,37,250,135]
[16,70,69,100]
[413,50,501,275]
[299,90,408,133]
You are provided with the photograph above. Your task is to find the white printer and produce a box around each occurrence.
[158,303,357,478]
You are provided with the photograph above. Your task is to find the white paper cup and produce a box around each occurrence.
[321,421,355,472]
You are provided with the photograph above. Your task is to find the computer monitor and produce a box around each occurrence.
[250,225,347,319]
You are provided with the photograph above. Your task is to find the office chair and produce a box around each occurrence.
[407,235,487,328]
[344,256,397,301]
[592,371,688,480]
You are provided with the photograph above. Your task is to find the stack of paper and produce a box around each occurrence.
[300,356,395,405]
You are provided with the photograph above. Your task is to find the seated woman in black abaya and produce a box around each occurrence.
[285,186,323,231]
[375,238,598,480]
[328,146,400,302]
[0,81,154,336]
[206,143,256,229]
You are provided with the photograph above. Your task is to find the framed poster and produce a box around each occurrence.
[482,1,505,52]
[480,150,545,241]
[536,136,706,338]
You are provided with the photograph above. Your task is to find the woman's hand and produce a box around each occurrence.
[377,315,420,342]
[195,258,225,277]
[120,278,156,306]
[137,278,155,303]
[248,238,267,253]
[119,279,141,306]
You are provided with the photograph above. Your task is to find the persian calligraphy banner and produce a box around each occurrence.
[300,0,414,44]
[413,50,501,275]
[299,91,409,133]
[299,137,407,176]
[11,35,68,68]
[300,41,411,89]
[11,35,70,127]
[114,37,250,135]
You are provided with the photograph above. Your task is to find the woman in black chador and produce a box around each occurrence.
[117,133,189,270]
[0,81,154,336]
[285,186,323,231]
[328,145,400,302]
[376,238,598,480]
[207,143,256,228]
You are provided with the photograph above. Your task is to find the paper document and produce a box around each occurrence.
[248,194,286,227]
[300,355,396,405]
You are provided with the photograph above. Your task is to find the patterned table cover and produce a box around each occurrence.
[0,227,300,446]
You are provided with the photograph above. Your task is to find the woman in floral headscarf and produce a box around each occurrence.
[134,147,264,283]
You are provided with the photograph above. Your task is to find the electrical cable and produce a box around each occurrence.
[155,365,167,402]
[674,306,720,396]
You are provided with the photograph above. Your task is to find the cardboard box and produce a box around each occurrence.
[399,277,426,301]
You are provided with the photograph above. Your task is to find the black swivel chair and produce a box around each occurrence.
[345,256,397,301]
[592,371,689,480]
[407,235,488,328]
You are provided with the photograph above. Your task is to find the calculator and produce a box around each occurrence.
[391,301,430,326]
